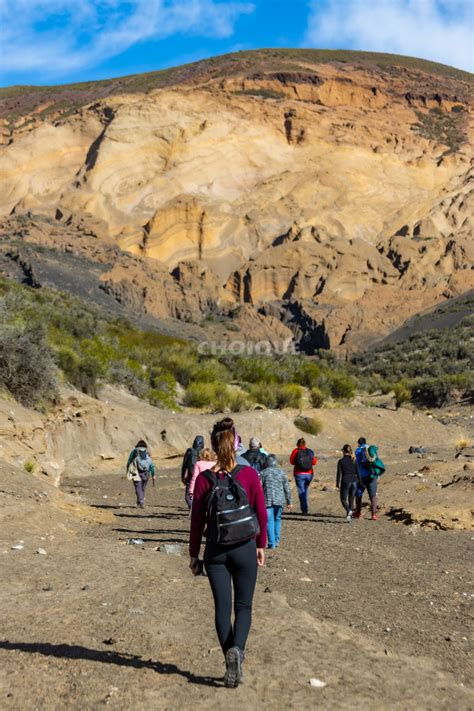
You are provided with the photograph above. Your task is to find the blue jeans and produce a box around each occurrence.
[266,505,283,548]
[294,474,313,514]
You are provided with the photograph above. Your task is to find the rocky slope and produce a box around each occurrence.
[1,50,473,352]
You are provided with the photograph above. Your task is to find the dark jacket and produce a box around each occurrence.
[242,448,268,474]
[336,455,360,488]
[181,436,204,483]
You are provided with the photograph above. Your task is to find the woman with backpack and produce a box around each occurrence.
[354,444,385,520]
[189,417,267,688]
[290,438,317,514]
[336,444,360,522]
[126,440,156,509]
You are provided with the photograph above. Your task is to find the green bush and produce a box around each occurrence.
[0,323,58,407]
[411,376,453,407]
[24,459,36,473]
[294,361,321,389]
[294,415,323,436]
[310,387,326,408]
[183,382,227,409]
[393,382,411,409]
[147,373,179,410]
[328,373,356,400]
[248,382,303,409]
[223,389,254,412]
[194,358,230,383]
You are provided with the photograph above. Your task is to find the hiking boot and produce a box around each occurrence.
[346,510,353,523]
[224,646,242,688]
[371,513,378,520]
[352,510,361,519]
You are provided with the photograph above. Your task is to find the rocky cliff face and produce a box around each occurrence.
[1,50,472,352]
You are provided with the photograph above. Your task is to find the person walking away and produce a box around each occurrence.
[181,435,204,508]
[189,417,267,688]
[336,445,360,522]
[126,440,155,508]
[290,438,317,514]
[355,437,368,469]
[242,437,268,474]
[355,445,385,520]
[260,454,292,548]
[188,448,216,504]
[353,437,368,519]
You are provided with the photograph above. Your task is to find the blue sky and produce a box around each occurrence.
[0,0,472,87]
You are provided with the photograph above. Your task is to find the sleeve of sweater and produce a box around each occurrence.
[289,448,298,465]
[188,462,200,497]
[181,449,190,480]
[283,473,292,505]
[312,454,318,466]
[150,461,155,476]
[246,468,268,549]
[126,449,136,471]
[189,473,210,558]
[336,459,342,488]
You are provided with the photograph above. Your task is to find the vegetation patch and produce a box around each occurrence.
[411,107,467,153]
[294,415,323,436]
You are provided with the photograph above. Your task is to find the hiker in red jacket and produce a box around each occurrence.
[290,438,317,514]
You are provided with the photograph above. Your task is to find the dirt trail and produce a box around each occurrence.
[0,460,472,710]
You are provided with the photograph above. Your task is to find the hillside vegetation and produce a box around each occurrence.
[0,280,472,412]
[1,48,472,123]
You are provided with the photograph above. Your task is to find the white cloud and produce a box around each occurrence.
[0,0,254,79]
[305,0,474,72]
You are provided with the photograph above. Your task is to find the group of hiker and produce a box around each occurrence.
[126,422,385,688]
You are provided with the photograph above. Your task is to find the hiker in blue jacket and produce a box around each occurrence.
[354,443,385,520]
[127,440,156,509]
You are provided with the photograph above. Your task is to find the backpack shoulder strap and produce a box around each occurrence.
[203,469,218,486]
[229,464,244,478]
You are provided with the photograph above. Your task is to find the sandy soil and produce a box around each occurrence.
[0,446,472,710]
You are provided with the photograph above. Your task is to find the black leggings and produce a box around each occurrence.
[204,538,258,654]
[340,480,357,514]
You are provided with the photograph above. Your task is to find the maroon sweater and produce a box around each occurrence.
[189,465,268,557]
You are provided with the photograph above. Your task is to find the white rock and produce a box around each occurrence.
[309,678,327,688]
[36,548,47,555]
[11,544,24,551]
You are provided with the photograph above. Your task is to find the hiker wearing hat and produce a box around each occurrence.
[126,440,156,509]
[260,454,292,548]
[354,443,385,520]
[242,437,268,474]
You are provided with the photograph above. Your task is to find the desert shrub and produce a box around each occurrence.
[0,323,58,407]
[411,376,452,407]
[194,358,230,383]
[183,382,227,409]
[148,373,179,409]
[294,361,322,389]
[309,387,326,408]
[24,459,36,473]
[109,363,148,398]
[224,389,254,412]
[248,382,303,409]
[294,415,323,436]
[156,348,198,386]
[328,373,356,400]
[393,382,412,409]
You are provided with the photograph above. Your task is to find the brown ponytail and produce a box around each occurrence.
[211,417,236,472]
[342,444,355,461]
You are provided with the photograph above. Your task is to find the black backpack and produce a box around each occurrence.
[204,466,260,545]
[296,448,314,471]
